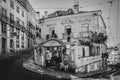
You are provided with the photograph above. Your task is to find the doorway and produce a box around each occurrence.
[65,28,71,42]
[2,38,6,54]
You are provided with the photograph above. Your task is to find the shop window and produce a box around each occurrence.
[1,23,7,34]
[10,0,14,9]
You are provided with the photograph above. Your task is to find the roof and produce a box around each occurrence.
[47,10,102,19]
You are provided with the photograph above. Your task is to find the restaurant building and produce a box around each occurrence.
[36,9,108,73]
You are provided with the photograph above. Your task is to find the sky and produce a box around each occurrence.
[29,0,120,47]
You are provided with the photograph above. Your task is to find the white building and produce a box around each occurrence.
[0,0,41,55]
[0,0,28,55]
[39,9,107,73]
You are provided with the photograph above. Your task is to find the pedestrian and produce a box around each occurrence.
[45,50,52,67]
[102,52,109,70]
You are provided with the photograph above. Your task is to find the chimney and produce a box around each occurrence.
[73,0,79,13]
[44,11,48,18]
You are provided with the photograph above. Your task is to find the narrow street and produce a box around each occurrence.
[0,48,120,80]
[0,49,68,80]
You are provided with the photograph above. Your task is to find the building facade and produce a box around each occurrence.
[40,10,107,73]
[26,1,41,48]
[0,0,28,55]
[0,0,41,55]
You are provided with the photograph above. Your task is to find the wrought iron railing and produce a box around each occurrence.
[0,14,9,23]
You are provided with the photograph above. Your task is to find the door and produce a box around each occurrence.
[65,28,71,42]
[2,38,6,54]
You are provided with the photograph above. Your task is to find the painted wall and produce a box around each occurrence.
[41,11,106,40]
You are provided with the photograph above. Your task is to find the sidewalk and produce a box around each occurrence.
[23,58,111,80]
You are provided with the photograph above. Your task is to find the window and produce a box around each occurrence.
[1,23,7,34]
[82,24,89,32]
[21,21,24,26]
[3,0,6,2]
[22,11,24,17]
[10,0,14,9]
[80,23,89,38]
[16,41,19,48]
[17,6,20,13]
[10,13,14,20]
[10,13,14,24]
[49,27,55,35]
[10,26,14,37]
[16,29,20,39]
[10,39,13,48]
[2,8,7,16]
[82,47,85,57]
[16,17,20,24]
[21,32,24,41]
[22,42,24,48]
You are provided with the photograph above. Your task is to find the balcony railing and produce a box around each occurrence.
[36,32,41,38]
[10,19,16,25]
[27,21,35,30]
[79,31,90,38]
[0,14,9,23]
[62,33,74,39]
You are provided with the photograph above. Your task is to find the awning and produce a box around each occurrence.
[39,38,65,47]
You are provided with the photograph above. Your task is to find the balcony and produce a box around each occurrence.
[36,32,41,38]
[10,19,16,26]
[79,31,91,38]
[78,31,92,45]
[0,14,9,23]
[16,22,23,30]
[28,31,35,39]
[62,33,73,39]
[62,33,73,42]
[27,21,35,30]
